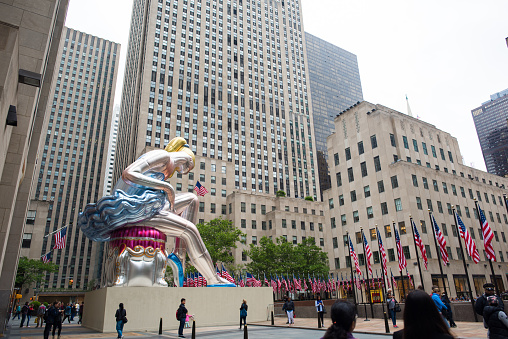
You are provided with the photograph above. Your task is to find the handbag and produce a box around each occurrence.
[122,316,128,323]
[394,303,401,313]
[323,306,327,314]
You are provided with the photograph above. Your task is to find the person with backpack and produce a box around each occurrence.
[36,303,47,328]
[239,299,248,330]
[62,303,72,323]
[441,292,456,328]
[14,304,21,319]
[44,301,62,339]
[483,295,508,339]
[176,298,188,338]
[115,303,127,339]
[20,302,30,328]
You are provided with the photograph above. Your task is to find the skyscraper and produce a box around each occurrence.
[104,105,120,195]
[0,0,69,330]
[472,88,508,177]
[305,32,363,198]
[115,0,320,202]
[25,27,120,290]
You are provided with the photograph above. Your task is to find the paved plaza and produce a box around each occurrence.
[4,314,488,339]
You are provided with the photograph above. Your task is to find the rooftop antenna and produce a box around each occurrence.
[406,95,413,117]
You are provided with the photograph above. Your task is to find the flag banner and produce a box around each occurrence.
[363,232,373,276]
[391,270,398,289]
[377,228,388,277]
[246,272,256,286]
[41,251,52,263]
[431,214,450,265]
[394,228,407,271]
[221,264,235,283]
[264,273,269,287]
[455,211,481,263]
[194,181,209,196]
[53,227,67,249]
[477,202,496,261]
[411,219,428,270]
[349,236,362,275]
[406,268,413,288]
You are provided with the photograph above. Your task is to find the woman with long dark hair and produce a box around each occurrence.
[323,300,357,339]
[393,290,455,339]
[115,303,127,339]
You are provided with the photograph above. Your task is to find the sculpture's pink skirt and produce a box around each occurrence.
[109,226,167,252]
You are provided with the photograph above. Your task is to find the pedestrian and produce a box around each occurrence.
[483,295,508,339]
[78,302,84,324]
[44,301,63,339]
[239,299,248,330]
[283,296,289,324]
[386,291,398,328]
[431,286,450,327]
[441,292,456,328]
[62,303,72,323]
[393,290,455,339]
[14,304,21,319]
[176,298,187,338]
[315,295,325,328]
[283,296,295,326]
[115,303,127,339]
[36,303,47,328]
[71,303,77,321]
[475,283,505,317]
[322,300,357,339]
[20,302,30,328]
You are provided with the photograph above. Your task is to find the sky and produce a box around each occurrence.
[65,0,508,172]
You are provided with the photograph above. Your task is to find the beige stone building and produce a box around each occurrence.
[0,0,69,331]
[323,101,508,299]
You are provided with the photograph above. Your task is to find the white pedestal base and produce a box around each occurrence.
[82,286,273,332]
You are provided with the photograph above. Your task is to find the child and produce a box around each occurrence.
[185,314,194,328]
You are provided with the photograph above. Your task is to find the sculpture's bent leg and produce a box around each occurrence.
[143,212,233,286]
[171,193,199,275]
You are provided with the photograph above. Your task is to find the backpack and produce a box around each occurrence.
[176,309,180,320]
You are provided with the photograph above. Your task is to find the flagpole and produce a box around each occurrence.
[44,224,69,238]
[452,207,478,322]
[409,216,425,291]
[360,227,374,319]
[346,232,357,308]
[375,225,389,316]
[394,221,406,300]
[429,210,448,295]
[473,199,500,296]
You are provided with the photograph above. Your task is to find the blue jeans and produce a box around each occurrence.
[20,314,30,327]
[441,313,450,328]
[178,319,186,335]
[116,320,124,338]
[389,309,396,326]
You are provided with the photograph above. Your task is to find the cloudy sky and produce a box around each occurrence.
[65,0,508,171]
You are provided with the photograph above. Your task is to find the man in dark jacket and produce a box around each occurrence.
[177,298,188,338]
[282,297,295,325]
[44,302,61,339]
[20,302,30,328]
[475,283,504,316]
[483,295,508,339]
[441,293,456,328]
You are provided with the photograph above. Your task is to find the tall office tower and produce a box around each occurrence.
[472,88,508,178]
[0,0,69,330]
[305,32,363,200]
[324,101,508,299]
[115,0,321,203]
[104,105,120,195]
[27,27,120,290]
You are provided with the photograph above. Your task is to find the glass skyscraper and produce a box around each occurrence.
[472,88,508,177]
[305,32,363,198]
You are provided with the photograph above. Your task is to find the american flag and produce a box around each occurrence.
[270,276,277,293]
[391,269,398,289]
[340,273,344,291]
[377,228,388,277]
[53,227,67,249]
[354,274,361,290]
[276,274,282,291]
[363,232,373,276]
[197,273,205,287]
[455,211,480,263]
[41,251,52,263]
[349,236,362,275]
[188,273,194,287]
[476,202,496,261]
[431,214,450,265]
[406,268,413,288]
[183,276,188,287]
[194,181,209,196]
[264,273,269,286]
[303,276,308,291]
[239,274,245,287]
[221,264,235,283]
[411,219,428,270]
[294,274,301,290]
[246,272,256,286]
[216,265,221,277]
[394,228,407,271]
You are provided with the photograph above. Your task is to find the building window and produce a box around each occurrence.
[292,220,296,229]
[251,204,256,213]
[423,177,429,189]
[427,199,433,211]
[425,245,432,258]
[367,206,374,219]
[433,180,439,192]
[403,246,411,259]
[374,156,381,172]
[241,219,246,228]
[210,203,216,213]
[199,202,205,212]
[385,224,392,238]
[437,201,443,213]
[422,142,428,155]
[334,258,340,269]
[413,139,419,152]
[416,197,422,210]
[26,210,36,224]
[329,198,334,209]
[371,135,378,149]
[442,223,448,236]
[442,182,448,194]
[241,202,246,212]
[301,221,305,230]
[252,220,257,229]
[381,202,388,215]
[282,219,287,228]
[252,236,257,245]
[391,176,398,189]
[395,198,402,211]
[403,136,409,149]
[421,220,427,233]
[378,180,385,193]
[348,167,354,182]
[336,172,342,187]
[339,194,345,206]
[358,141,364,155]
[334,153,340,166]
[333,237,338,248]
[22,233,32,248]
[360,162,368,177]
[350,190,357,202]
[345,147,351,161]
[341,215,346,226]
[388,248,396,262]
[390,133,396,147]
[412,175,418,187]
[293,236,298,245]
[364,185,370,198]
[353,211,359,223]
[399,221,406,234]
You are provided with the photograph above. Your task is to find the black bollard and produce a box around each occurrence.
[383,312,390,334]
[191,320,196,339]
[158,317,162,335]
[244,324,248,339]
[271,311,274,325]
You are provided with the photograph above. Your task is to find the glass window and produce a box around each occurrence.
[361,162,368,177]
[412,175,418,187]
[22,233,32,248]
[422,142,428,155]
[374,156,381,171]
[371,135,378,149]
[381,202,388,215]
[388,248,396,262]
[341,215,346,226]
[391,175,398,189]
[348,167,354,182]
[390,133,396,147]
[345,147,351,161]
[334,153,339,166]
[416,197,422,210]
[364,185,370,198]
[399,221,406,234]
[358,141,364,155]
[413,139,419,152]
[329,198,334,209]
[350,190,357,202]
[421,220,427,233]
[367,206,374,219]
[353,211,359,222]
[403,136,409,149]
[378,180,385,193]
[385,224,392,238]
[431,145,437,158]
[395,198,402,211]
[339,194,344,206]
[433,180,439,191]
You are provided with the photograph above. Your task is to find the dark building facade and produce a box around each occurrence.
[305,32,363,199]
[472,88,508,177]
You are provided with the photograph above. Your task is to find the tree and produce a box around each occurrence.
[304,196,314,201]
[196,218,244,265]
[246,237,329,276]
[276,190,286,197]
[15,257,59,290]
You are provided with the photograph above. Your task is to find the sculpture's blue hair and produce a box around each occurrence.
[78,189,165,242]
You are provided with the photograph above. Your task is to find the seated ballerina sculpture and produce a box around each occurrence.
[78,137,234,287]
